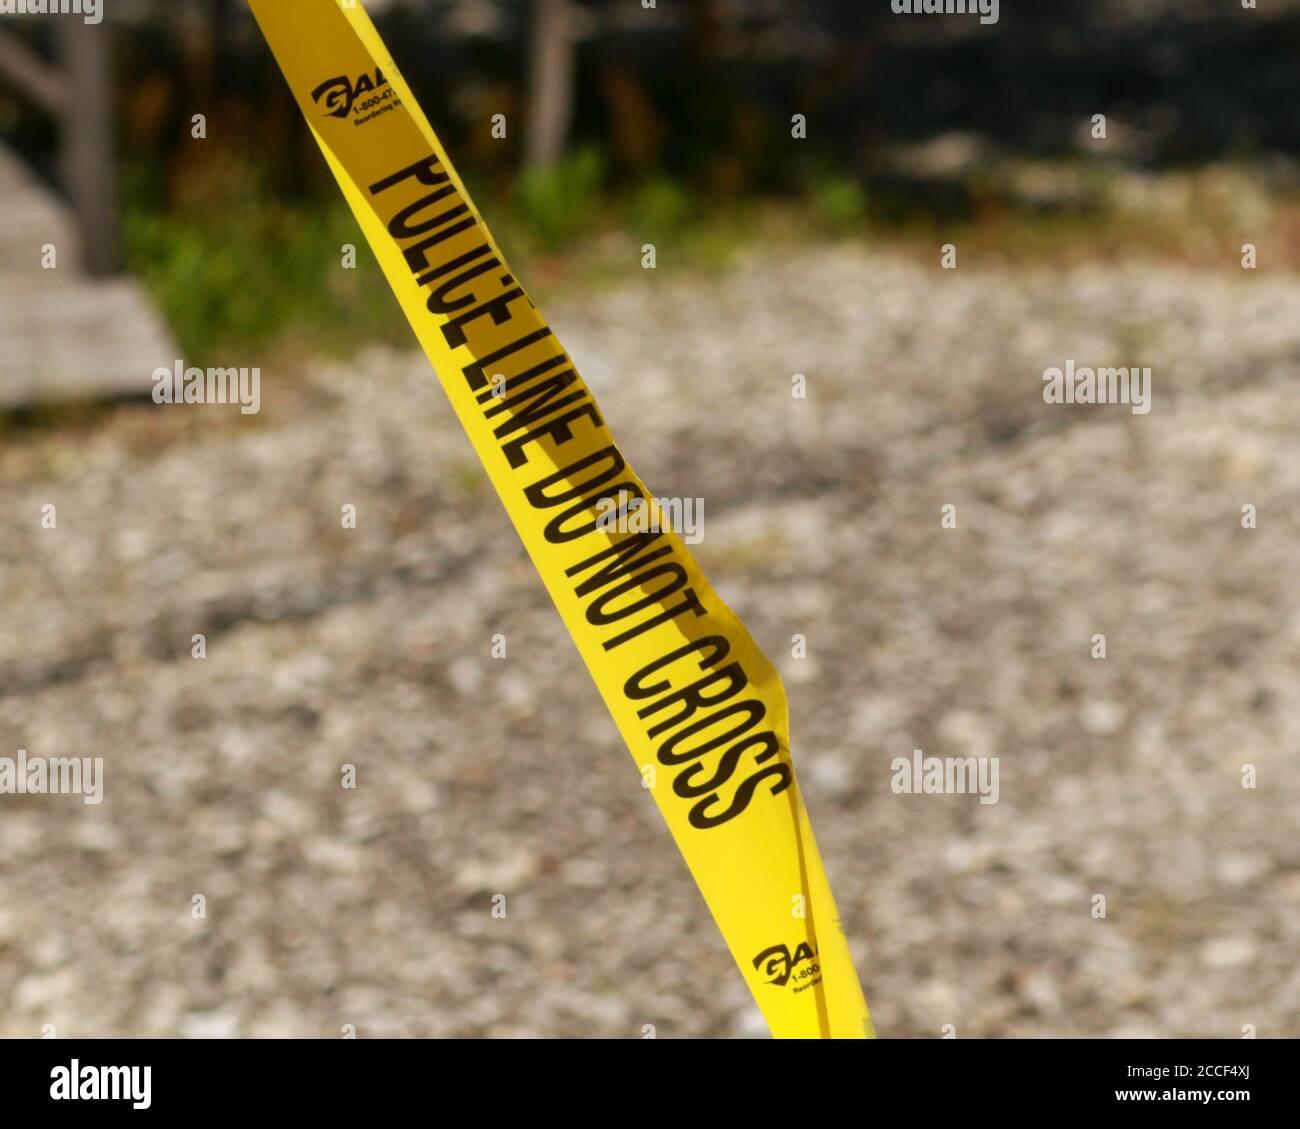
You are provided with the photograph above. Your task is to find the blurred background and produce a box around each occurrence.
[1,0,1299,1037]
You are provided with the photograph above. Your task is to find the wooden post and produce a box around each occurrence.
[526,0,575,170]
[55,19,119,277]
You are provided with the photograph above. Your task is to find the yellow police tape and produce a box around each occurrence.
[247,0,872,1038]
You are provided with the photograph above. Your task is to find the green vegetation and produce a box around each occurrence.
[118,148,841,362]
[118,147,1300,365]
[121,169,409,360]
[509,147,607,251]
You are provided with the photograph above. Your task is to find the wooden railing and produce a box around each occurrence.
[0,20,118,277]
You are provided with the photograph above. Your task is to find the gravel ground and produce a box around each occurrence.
[1,245,1298,1038]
